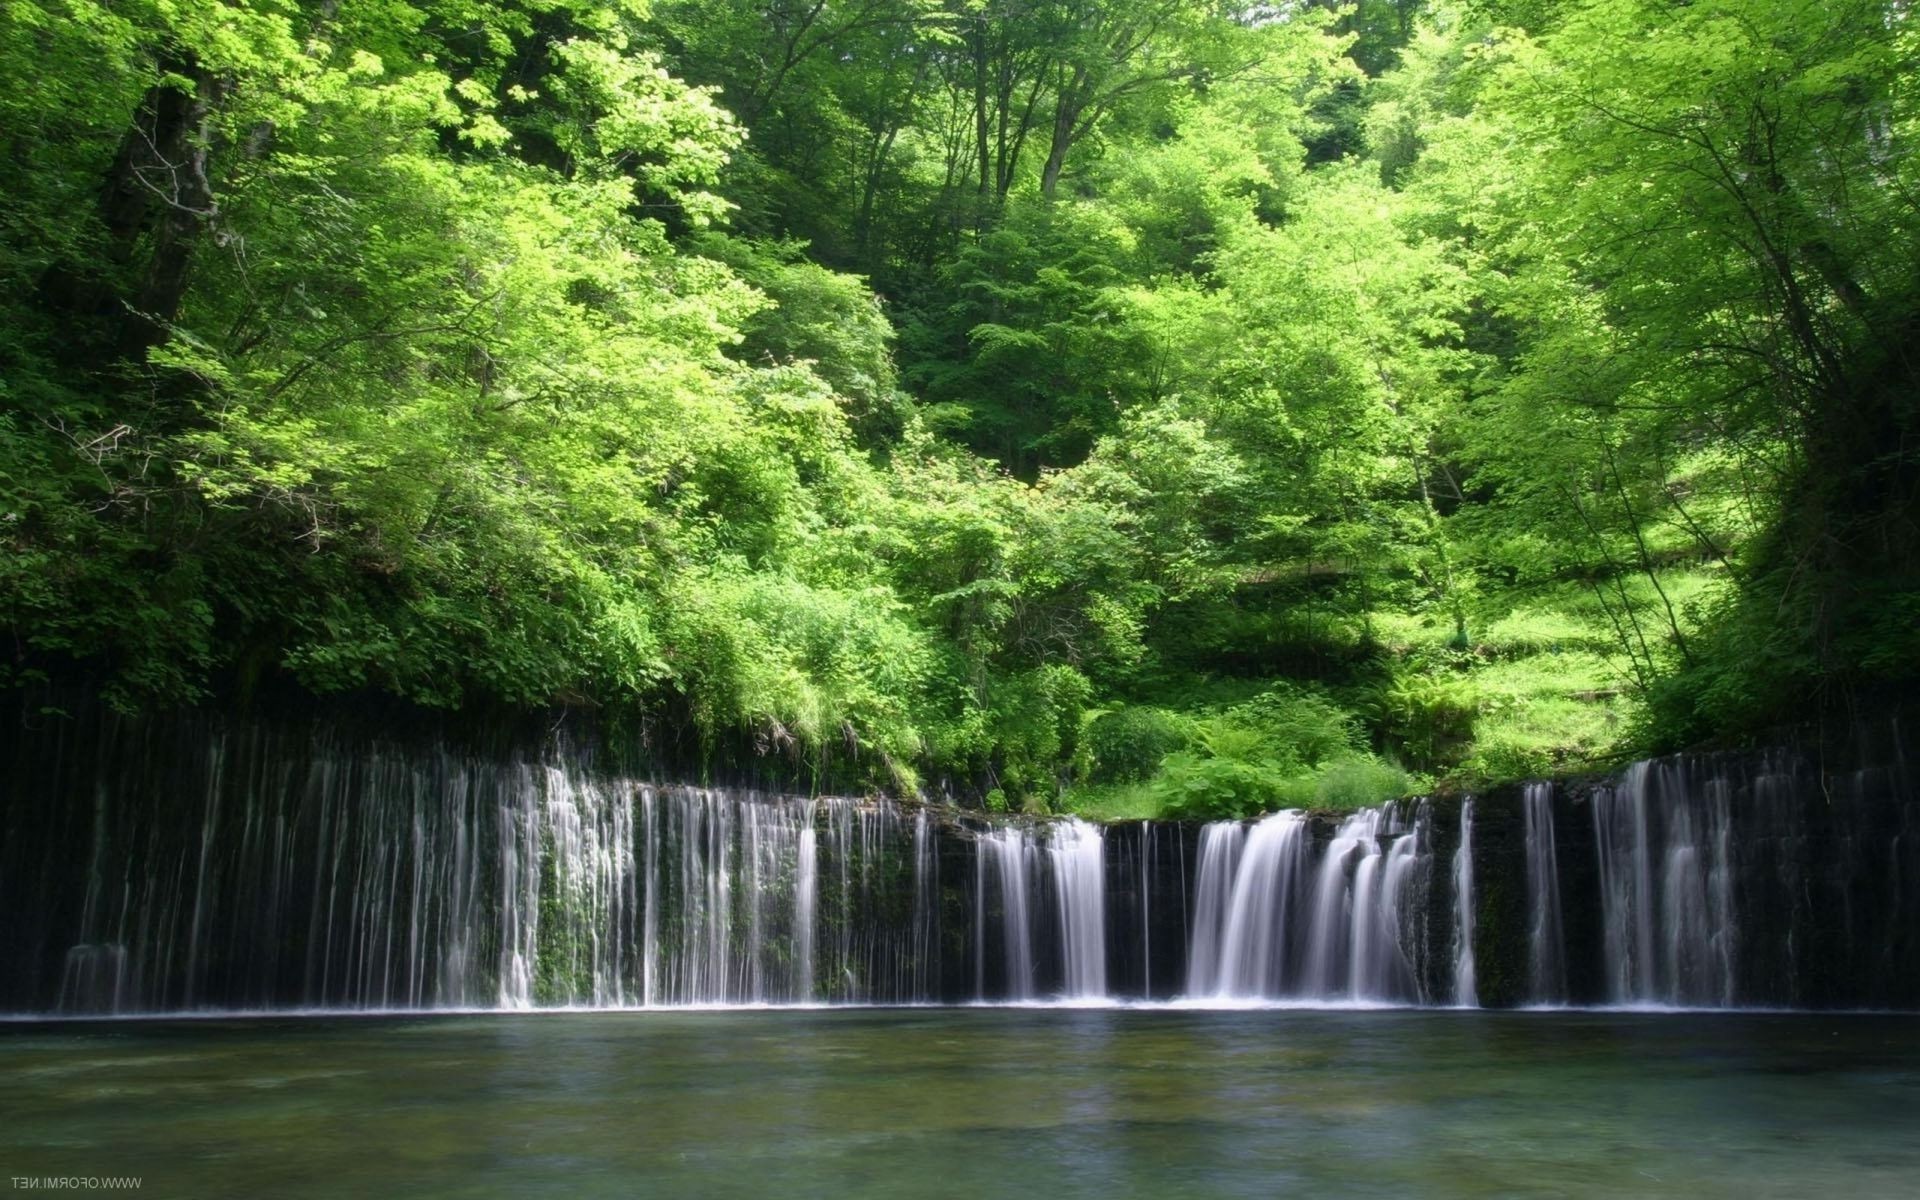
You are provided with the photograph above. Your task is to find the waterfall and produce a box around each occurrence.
[529,778,913,1008]
[1593,761,1736,1006]
[14,721,943,1012]
[1184,822,1244,997]
[1301,811,1380,995]
[1452,799,1477,1007]
[1048,819,1107,999]
[794,810,818,1002]
[1362,813,1426,1001]
[979,828,1037,1000]
[641,789,660,1005]
[8,703,1918,1014]
[1193,812,1308,998]
[1523,783,1566,1004]
[967,820,1114,1002]
[911,809,936,1002]
[1139,821,1153,995]
[973,834,987,1001]
[1184,803,1430,1003]
[57,945,128,1015]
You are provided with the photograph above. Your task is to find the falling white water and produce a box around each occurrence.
[973,835,988,1001]
[912,810,937,997]
[15,707,1920,1015]
[1185,803,1429,1003]
[30,729,949,1012]
[1049,819,1107,998]
[1301,811,1381,995]
[1523,783,1566,1003]
[534,767,637,1007]
[980,828,1037,1000]
[1184,822,1245,996]
[831,803,852,997]
[1359,821,1423,1000]
[1452,799,1477,1007]
[1138,820,1154,995]
[1199,812,1309,997]
[57,945,127,1015]
[497,773,541,1009]
[641,789,660,1007]
[1593,761,1736,1006]
[795,810,818,1002]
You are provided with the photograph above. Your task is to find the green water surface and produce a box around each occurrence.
[3,1008,1917,1198]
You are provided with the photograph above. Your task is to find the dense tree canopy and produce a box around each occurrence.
[3,0,1914,811]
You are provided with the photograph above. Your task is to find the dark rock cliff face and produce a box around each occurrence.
[1098,821,1200,1000]
[1466,786,1531,1009]
[3,699,1915,1013]
[1462,719,1920,1009]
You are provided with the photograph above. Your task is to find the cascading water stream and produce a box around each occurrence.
[1188,812,1308,998]
[1523,783,1566,1004]
[977,828,1037,1000]
[1184,822,1244,997]
[1361,816,1425,1001]
[1593,761,1737,1006]
[1184,803,1431,1003]
[970,819,1112,1001]
[795,809,818,1002]
[8,706,1918,1014]
[1452,799,1477,1008]
[28,732,945,1012]
[1048,819,1107,999]
[1138,821,1153,995]
[1300,810,1382,997]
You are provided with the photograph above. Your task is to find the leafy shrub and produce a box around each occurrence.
[1153,750,1288,820]
[1455,732,1555,787]
[1142,685,1411,820]
[1225,684,1360,764]
[986,663,1094,805]
[1079,706,1195,783]
[1153,748,1414,821]
[1291,754,1414,810]
[1374,671,1479,770]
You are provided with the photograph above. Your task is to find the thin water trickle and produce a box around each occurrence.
[1452,799,1477,1008]
[1593,762,1737,1006]
[1523,783,1566,1003]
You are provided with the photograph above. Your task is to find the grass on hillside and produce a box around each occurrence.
[1053,566,1722,821]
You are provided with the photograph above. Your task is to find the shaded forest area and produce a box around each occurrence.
[3,0,1916,815]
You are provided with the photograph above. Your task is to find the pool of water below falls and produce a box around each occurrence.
[4,1008,1917,1199]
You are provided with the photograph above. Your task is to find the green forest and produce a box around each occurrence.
[3,0,1916,816]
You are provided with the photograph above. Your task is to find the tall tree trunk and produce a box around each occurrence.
[1040,105,1074,199]
[1039,67,1087,200]
[101,53,228,359]
[971,29,992,205]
